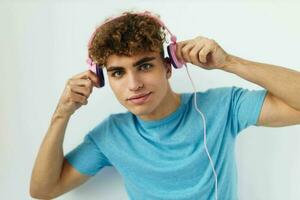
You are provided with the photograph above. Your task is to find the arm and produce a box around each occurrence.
[30,71,101,198]
[30,112,90,199]
[222,55,300,127]
[175,36,300,127]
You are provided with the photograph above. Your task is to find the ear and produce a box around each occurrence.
[164,57,172,79]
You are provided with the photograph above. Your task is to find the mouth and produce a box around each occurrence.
[127,92,152,105]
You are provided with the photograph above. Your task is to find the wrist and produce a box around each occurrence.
[222,54,245,73]
[50,112,71,128]
[52,108,72,120]
[222,54,234,71]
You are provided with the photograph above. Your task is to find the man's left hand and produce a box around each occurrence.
[175,36,230,70]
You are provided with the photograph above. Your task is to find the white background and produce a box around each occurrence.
[1,0,300,199]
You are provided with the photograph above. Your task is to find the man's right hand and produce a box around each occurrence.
[30,70,101,199]
[55,70,101,117]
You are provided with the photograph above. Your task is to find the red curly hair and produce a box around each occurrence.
[88,11,167,67]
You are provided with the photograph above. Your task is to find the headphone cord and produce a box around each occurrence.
[184,64,218,200]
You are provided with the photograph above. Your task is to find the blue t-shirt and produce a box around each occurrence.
[65,86,267,200]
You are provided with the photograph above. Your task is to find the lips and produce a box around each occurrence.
[127,92,152,105]
[128,92,152,100]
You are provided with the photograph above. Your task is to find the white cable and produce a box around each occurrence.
[184,64,218,200]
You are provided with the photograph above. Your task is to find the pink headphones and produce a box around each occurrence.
[87,11,185,87]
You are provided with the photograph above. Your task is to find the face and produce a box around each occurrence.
[105,51,173,120]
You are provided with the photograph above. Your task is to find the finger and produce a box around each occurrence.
[69,92,88,105]
[181,42,195,63]
[189,43,205,65]
[69,78,93,87]
[68,79,93,97]
[175,41,188,62]
[73,70,100,87]
[199,46,212,63]
[70,85,91,98]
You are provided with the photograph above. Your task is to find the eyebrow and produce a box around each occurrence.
[106,56,156,72]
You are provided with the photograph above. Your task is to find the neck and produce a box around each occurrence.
[139,89,181,121]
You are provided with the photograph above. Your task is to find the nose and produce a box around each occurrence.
[128,73,144,91]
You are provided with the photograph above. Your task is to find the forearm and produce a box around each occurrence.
[223,55,300,111]
[30,111,71,196]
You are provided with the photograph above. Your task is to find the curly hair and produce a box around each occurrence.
[88,11,167,67]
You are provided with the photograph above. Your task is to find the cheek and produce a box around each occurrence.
[151,72,169,88]
[108,79,124,99]
[145,69,167,84]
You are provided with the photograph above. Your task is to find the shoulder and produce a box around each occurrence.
[109,112,133,124]
[94,111,132,125]
[87,112,133,140]
[202,86,237,95]
[103,112,135,131]
[183,86,260,112]
[183,86,236,102]
[197,86,255,100]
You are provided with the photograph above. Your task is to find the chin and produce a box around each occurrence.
[128,107,153,117]
[121,94,157,116]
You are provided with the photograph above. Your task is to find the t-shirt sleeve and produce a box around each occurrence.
[65,133,112,176]
[230,86,267,135]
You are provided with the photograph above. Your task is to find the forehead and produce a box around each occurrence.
[106,51,161,68]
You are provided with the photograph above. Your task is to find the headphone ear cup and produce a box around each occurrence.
[96,65,105,87]
[87,59,105,87]
[87,58,97,73]
[167,43,185,69]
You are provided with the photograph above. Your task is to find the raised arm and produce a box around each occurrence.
[175,36,300,127]
[30,71,101,199]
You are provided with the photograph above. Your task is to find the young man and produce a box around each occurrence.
[30,12,300,199]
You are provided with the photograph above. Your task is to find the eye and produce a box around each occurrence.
[139,63,153,71]
[111,70,124,78]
